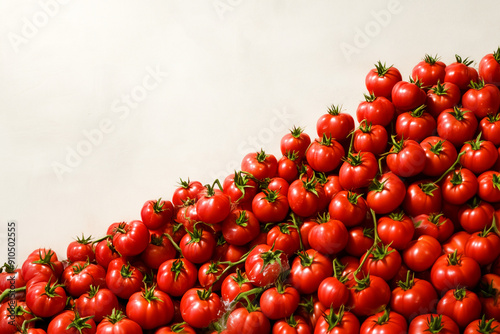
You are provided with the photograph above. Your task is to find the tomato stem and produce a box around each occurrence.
[163,233,183,254]
[0,286,26,303]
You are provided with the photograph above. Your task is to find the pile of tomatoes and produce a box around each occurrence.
[3,48,500,334]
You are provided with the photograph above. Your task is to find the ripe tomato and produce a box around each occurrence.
[402,235,441,272]
[395,105,437,142]
[21,248,63,283]
[221,270,254,305]
[430,251,481,293]
[426,81,461,118]
[112,220,150,257]
[444,55,479,91]
[339,151,378,190]
[479,113,500,146]
[356,94,395,126]
[0,263,26,300]
[172,179,204,206]
[241,149,278,180]
[196,185,231,225]
[316,105,354,143]
[391,79,427,112]
[94,239,121,269]
[277,151,301,183]
[222,209,260,246]
[464,225,500,266]
[390,272,438,320]
[0,301,33,334]
[308,215,348,255]
[367,172,406,214]
[223,171,259,206]
[462,80,500,118]
[105,259,144,299]
[260,285,300,320]
[26,280,67,318]
[157,258,197,297]
[252,189,289,223]
[67,234,95,263]
[329,191,367,227]
[360,309,408,334]
[288,176,324,218]
[479,47,500,87]
[436,288,481,329]
[464,316,500,334]
[198,261,227,291]
[441,168,478,205]
[141,198,174,230]
[267,223,301,256]
[314,306,360,334]
[479,273,500,320]
[306,135,345,173]
[353,121,388,156]
[420,136,458,177]
[411,54,446,87]
[402,180,442,217]
[140,232,177,269]
[386,138,426,178]
[47,310,96,334]
[436,107,478,147]
[180,288,222,329]
[289,249,333,294]
[459,134,498,175]
[408,314,459,334]
[225,307,271,334]
[361,244,402,281]
[61,261,106,297]
[365,61,402,99]
[273,315,311,334]
[412,213,454,243]
[442,231,471,255]
[377,212,414,250]
[96,309,143,334]
[347,274,391,317]
[281,126,312,158]
[244,244,289,287]
[345,226,374,257]
[179,226,216,264]
[317,275,350,310]
[458,197,495,233]
[478,171,500,203]
[75,286,119,323]
[126,285,174,330]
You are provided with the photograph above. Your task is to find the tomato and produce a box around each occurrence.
[316,105,354,143]
[436,287,481,329]
[464,225,500,266]
[221,270,254,305]
[25,280,66,318]
[155,323,197,334]
[464,316,500,334]
[353,121,388,156]
[112,220,150,257]
[386,137,426,178]
[361,244,402,281]
[478,171,500,203]
[288,176,324,218]
[360,309,408,334]
[62,261,106,297]
[436,107,478,147]
[408,314,459,334]
[346,226,374,257]
[314,306,360,334]
[462,80,500,118]
[339,151,378,190]
[479,47,500,87]
[306,135,345,173]
[75,286,119,323]
[365,61,402,99]
[244,244,289,287]
[222,209,259,246]
[395,105,437,142]
[391,79,427,112]
[241,149,278,180]
[367,172,406,215]
[347,274,391,317]
[390,272,438,320]
[0,301,33,334]
[444,55,479,91]
[172,179,204,206]
[251,189,289,223]
[329,191,367,227]
[308,215,348,255]
[47,310,96,334]
[479,273,500,320]
[273,315,311,334]
[356,94,395,126]
[459,134,498,175]
[441,168,478,205]
[480,113,500,146]
[157,258,197,297]
[323,174,343,202]
[105,259,144,299]
[430,251,481,293]
[402,235,441,272]
[196,185,231,225]
[260,285,300,320]
[442,231,471,255]
[458,197,495,233]
[180,288,222,329]
[282,126,312,158]
[223,171,257,205]
[289,249,333,294]
[412,213,454,243]
[411,54,446,87]
[179,225,216,264]
[277,151,301,183]
[267,223,301,256]
[297,295,327,329]
[402,180,442,217]
[67,234,95,263]
[96,309,143,334]
[140,232,177,269]
[197,261,227,291]
[0,263,26,300]
[21,248,63,284]
[225,307,271,334]
[94,239,121,269]
[126,285,174,330]
[141,198,174,230]
[426,81,461,118]
[420,136,458,177]
[175,199,199,232]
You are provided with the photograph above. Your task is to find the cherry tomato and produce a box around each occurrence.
[444,55,479,91]
[356,94,395,126]
[426,81,461,118]
[281,126,312,159]
[411,54,446,87]
[316,105,354,143]
[391,79,427,112]
[365,61,402,99]
[395,105,437,142]
[436,107,478,147]
[305,135,345,173]
[353,120,388,156]
[479,47,500,87]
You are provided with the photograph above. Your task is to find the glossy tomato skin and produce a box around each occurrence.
[464,318,500,334]
[141,198,174,230]
[411,55,446,88]
[140,232,177,269]
[412,213,454,243]
[391,80,427,112]
[251,190,289,223]
[329,190,367,228]
[478,171,500,203]
[347,274,391,317]
[360,309,408,334]
[462,82,500,118]
[126,287,174,330]
[306,136,345,173]
[105,259,144,299]
[273,315,311,334]
[458,198,495,233]
[356,95,395,127]
[281,126,312,158]
[408,314,459,334]
[353,121,389,156]
[47,310,97,334]
[0,265,26,300]
[479,273,500,320]
[172,179,204,206]
[221,271,254,305]
[75,287,119,323]
[196,188,231,225]
[366,62,402,99]
[426,81,461,118]
[288,178,323,218]
[345,226,374,256]
[316,106,354,143]
[444,55,479,91]
[112,220,150,257]
[223,171,258,205]
[367,172,406,215]
[480,113,500,146]
[402,180,442,217]
[386,138,426,178]
[441,168,478,206]
[436,288,481,329]
[464,228,500,266]
[245,244,289,287]
[222,209,260,246]
[402,235,441,272]
[289,249,333,295]
[308,218,348,255]
[225,307,271,334]
[436,107,478,147]
[390,276,438,320]
[21,248,64,283]
[420,136,458,177]
[459,137,498,175]
[62,261,107,298]
[338,151,378,190]
[67,235,95,263]
[395,107,437,142]
[26,280,67,318]
[360,245,402,282]
[0,301,34,334]
[260,285,300,320]
[157,258,197,297]
[479,47,500,86]
[430,252,481,294]
[241,150,278,180]
[267,223,301,256]
[180,288,223,329]
[442,231,471,255]
[317,276,350,310]
[313,308,360,334]
[94,239,121,269]
[96,314,143,334]
[179,227,216,264]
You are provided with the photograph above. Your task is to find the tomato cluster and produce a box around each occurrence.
[3,48,500,334]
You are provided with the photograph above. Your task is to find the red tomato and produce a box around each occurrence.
[436,107,478,147]
[222,209,260,246]
[47,310,96,334]
[459,134,498,175]
[318,274,350,310]
[221,270,254,305]
[367,172,406,215]
[21,248,63,284]
[225,307,271,334]
[442,231,471,255]
[140,232,177,269]
[267,223,301,256]
[94,239,121,269]
[197,261,227,291]
[172,179,204,206]
[306,135,345,173]
[391,79,427,112]
[402,180,442,217]
[0,301,33,334]
[96,309,143,334]
[277,152,301,183]
[244,244,289,287]
[155,323,197,334]
[479,47,500,87]
[408,314,459,334]
[441,168,478,205]
[339,151,378,190]
[395,105,437,142]
[464,316,500,334]
[420,136,458,177]
[61,261,106,297]
[308,215,348,255]
[329,191,367,227]
[252,189,289,223]
[360,309,408,334]
[365,61,402,99]
[402,235,441,272]
[386,138,426,178]
[426,81,461,118]
[444,55,479,91]
[179,226,216,264]
[436,288,481,329]
[0,263,26,300]
[323,174,343,202]
[356,94,395,126]
[361,244,402,281]
[430,251,481,293]
[479,273,500,320]
[462,80,500,118]
[141,198,174,230]
[458,198,495,233]
[464,225,500,266]
[105,259,144,299]
[180,288,222,329]
[288,176,324,218]
[223,171,259,206]
[273,315,311,334]
[241,149,278,180]
[411,54,446,87]
[67,234,95,263]
[353,121,388,156]
[196,185,231,225]
[316,105,354,143]
[412,213,454,243]
[25,280,66,318]
[75,286,119,323]
[126,285,174,330]
[289,249,333,294]
[479,113,500,146]
[478,171,500,203]
[112,220,150,257]
[297,295,327,329]
[157,258,197,297]
[260,285,300,320]
[281,126,312,158]
[347,274,391,317]
[314,306,360,334]
[346,226,374,257]
[390,272,438,320]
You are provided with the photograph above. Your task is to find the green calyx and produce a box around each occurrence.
[324,305,346,331]
[418,182,438,196]
[424,54,441,65]
[75,233,93,245]
[469,78,487,90]
[289,126,305,138]
[364,92,378,103]
[374,61,393,77]
[347,191,364,205]
[466,132,484,151]
[425,314,445,334]
[256,149,269,163]
[153,198,166,213]
[389,135,405,153]
[66,311,94,333]
[103,308,126,325]
[259,249,284,274]
[397,270,415,291]
[297,251,314,267]
[319,133,333,146]
[370,243,395,261]
[446,250,462,266]
[429,139,445,155]
[235,210,249,227]
[430,81,449,96]
[42,279,64,298]
[448,106,468,121]
[428,213,444,226]
[120,263,135,278]
[452,287,467,301]
[261,188,281,203]
[301,174,319,196]
[327,104,343,115]
[388,211,406,222]
[474,314,499,334]
[358,120,373,133]
[141,284,163,303]
[375,308,392,325]
[454,54,474,67]
[410,104,427,117]
[32,249,57,271]
[494,46,500,62]
[171,259,185,281]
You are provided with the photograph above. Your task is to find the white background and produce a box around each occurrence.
[1,0,499,263]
